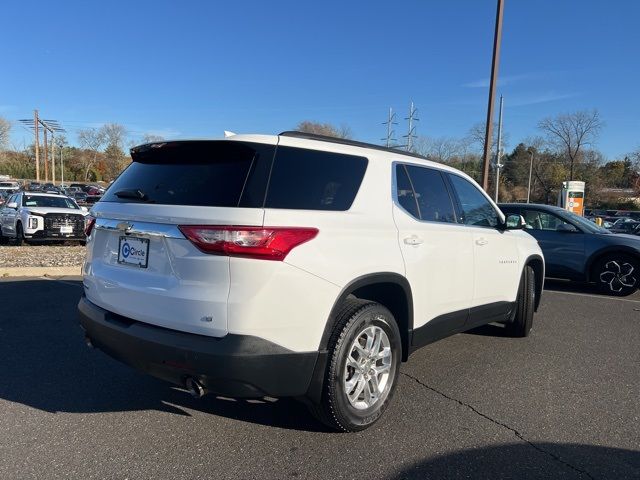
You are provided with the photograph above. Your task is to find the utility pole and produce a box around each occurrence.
[403,101,419,152]
[18,114,65,182]
[382,107,397,148]
[481,0,505,192]
[494,95,504,202]
[51,135,56,184]
[60,143,64,187]
[43,128,49,182]
[34,110,40,181]
[527,149,534,203]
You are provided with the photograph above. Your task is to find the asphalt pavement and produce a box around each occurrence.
[0,276,638,479]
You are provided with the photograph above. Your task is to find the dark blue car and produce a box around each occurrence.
[499,203,640,296]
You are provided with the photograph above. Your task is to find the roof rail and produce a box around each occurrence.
[278,131,429,161]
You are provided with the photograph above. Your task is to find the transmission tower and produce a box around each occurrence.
[381,107,398,148]
[403,101,419,152]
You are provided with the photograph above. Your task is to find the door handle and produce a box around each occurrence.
[404,236,424,246]
[475,238,488,246]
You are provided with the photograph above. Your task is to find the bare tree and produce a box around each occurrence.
[78,128,107,181]
[538,110,603,180]
[100,123,128,150]
[141,133,165,144]
[413,136,463,163]
[467,121,505,154]
[0,116,11,150]
[296,121,352,139]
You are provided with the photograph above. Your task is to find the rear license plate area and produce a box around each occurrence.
[117,236,150,268]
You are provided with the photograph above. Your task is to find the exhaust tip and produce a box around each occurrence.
[185,377,206,398]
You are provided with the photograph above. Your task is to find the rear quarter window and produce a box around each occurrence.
[265,146,367,211]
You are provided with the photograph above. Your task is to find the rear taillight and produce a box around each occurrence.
[84,215,96,236]
[178,226,318,261]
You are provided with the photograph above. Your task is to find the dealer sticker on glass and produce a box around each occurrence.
[118,236,149,268]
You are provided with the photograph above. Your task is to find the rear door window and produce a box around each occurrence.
[265,147,367,211]
[395,165,420,218]
[101,141,274,207]
[403,165,457,223]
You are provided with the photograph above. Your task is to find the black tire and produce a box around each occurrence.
[593,254,639,297]
[506,265,535,337]
[14,223,24,246]
[310,298,402,432]
[0,225,7,245]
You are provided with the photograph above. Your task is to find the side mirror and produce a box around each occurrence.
[7,202,17,209]
[504,214,525,230]
[557,223,579,233]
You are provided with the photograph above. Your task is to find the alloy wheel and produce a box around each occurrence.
[599,260,637,293]
[343,325,392,410]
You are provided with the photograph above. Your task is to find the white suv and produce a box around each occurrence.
[0,192,88,244]
[78,132,544,431]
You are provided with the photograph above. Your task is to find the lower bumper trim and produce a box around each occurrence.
[78,296,318,398]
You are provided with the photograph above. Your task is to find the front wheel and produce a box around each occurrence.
[310,299,402,432]
[14,223,24,246]
[594,254,639,296]
[505,265,535,337]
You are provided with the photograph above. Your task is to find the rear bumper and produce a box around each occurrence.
[78,296,319,398]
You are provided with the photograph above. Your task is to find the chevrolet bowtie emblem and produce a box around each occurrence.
[116,222,133,233]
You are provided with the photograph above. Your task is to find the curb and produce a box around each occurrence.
[0,266,83,278]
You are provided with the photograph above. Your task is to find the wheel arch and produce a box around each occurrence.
[524,254,544,312]
[320,273,413,362]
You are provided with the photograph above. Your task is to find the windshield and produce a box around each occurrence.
[559,209,610,234]
[22,195,79,210]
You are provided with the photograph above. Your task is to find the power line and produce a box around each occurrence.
[18,113,66,182]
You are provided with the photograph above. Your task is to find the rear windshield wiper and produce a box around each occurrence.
[114,189,150,201]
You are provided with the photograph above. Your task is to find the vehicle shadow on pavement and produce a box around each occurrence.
[543,278,640,299]
[386,443,640,479]
[0,279,327,432]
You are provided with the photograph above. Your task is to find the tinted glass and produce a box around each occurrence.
[395,165,419,218]
[101,141,274,207]
[448,174,499,227]
[265,146,367,211]
[405,165,456,223]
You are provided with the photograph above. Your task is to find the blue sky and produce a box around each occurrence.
[2,0,639,158]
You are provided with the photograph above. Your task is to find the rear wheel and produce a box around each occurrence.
[506,265,535,337]
[594,254,639,296]
[310,298,401,432]
[0,225,7,245]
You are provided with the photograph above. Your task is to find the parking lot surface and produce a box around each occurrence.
[0,277,638,479]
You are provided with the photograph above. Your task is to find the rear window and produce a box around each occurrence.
[102,141,367,210]
[101,141,274,207]
[265,146,367,211]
